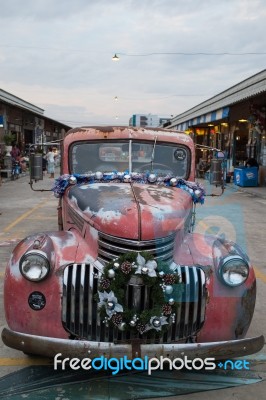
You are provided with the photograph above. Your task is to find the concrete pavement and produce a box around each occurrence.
[226,181,266,200]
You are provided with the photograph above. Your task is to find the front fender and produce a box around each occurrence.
[4,230,94,339]
[174,233,256,342]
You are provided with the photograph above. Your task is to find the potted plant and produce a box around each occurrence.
[3,133,15,156]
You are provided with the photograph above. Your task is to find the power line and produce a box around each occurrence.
[117,52,266,56]
[0,44,266,56]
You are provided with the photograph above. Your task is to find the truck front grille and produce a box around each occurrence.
[62,263,206,343]
[98,232,175,264]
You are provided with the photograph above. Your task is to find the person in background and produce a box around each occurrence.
[196,158,206,178]
[204,155,212,173]
[45,146,57,178]
[10,143,20,160]
[42,152,47,174]
[18,152,28,172]
[245,158,259,168]
[10,143,21,174]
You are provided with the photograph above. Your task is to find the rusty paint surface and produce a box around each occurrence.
[67,183,139,239]
[66,182,192,240]
[2,126,260,357]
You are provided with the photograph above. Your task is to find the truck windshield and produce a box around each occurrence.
[70,141,190,179]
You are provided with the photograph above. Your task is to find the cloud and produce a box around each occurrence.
[0,0,265,126]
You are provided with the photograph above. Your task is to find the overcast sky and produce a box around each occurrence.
[0,0,265,128]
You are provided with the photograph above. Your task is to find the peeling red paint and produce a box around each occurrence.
[2,126,260,357]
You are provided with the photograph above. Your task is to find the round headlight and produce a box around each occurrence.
[219,255,249,287]
[20,251,50,282]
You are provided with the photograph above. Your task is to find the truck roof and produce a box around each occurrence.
[64,126,194,148]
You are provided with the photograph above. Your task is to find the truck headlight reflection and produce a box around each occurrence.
[20,251,50,282]
[219,255,249,287]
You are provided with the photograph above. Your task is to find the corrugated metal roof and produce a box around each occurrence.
[0,88,44,114]
[169,69,266,128]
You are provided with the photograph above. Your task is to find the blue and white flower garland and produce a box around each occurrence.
[52,171,205,204]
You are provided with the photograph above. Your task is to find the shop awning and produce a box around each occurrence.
[177,107,229,130]
[168,69,266,130]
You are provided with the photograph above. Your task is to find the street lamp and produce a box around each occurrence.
[112,54,120,61]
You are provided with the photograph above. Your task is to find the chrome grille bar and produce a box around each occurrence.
[173,264,182,340]
[199,268,206,323]
[98,239,174,254]
[87,263,93,339]
[99,232,175,246]
[62,264,206,342]
[70,264,77,331]
[98,232,175,264]
[79,264,85,338]
[183,266,190,337]
[191,267,199,331]
[62,266,69,324]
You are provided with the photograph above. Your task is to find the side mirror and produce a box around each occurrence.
[30,154,43,182]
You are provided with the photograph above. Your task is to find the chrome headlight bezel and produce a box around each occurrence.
[19,250,50,282]
[219,255,249,287]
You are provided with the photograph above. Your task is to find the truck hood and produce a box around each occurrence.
[68,183,192,240]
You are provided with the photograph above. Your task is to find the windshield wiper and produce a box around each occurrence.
[150,136,158,172]
[129,140,132,173]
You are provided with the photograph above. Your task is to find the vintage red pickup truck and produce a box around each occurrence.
[2,126,264,360]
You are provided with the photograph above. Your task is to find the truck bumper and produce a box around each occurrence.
[2,328,265,360]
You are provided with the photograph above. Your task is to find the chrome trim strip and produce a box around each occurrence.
[99,231,176,246]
